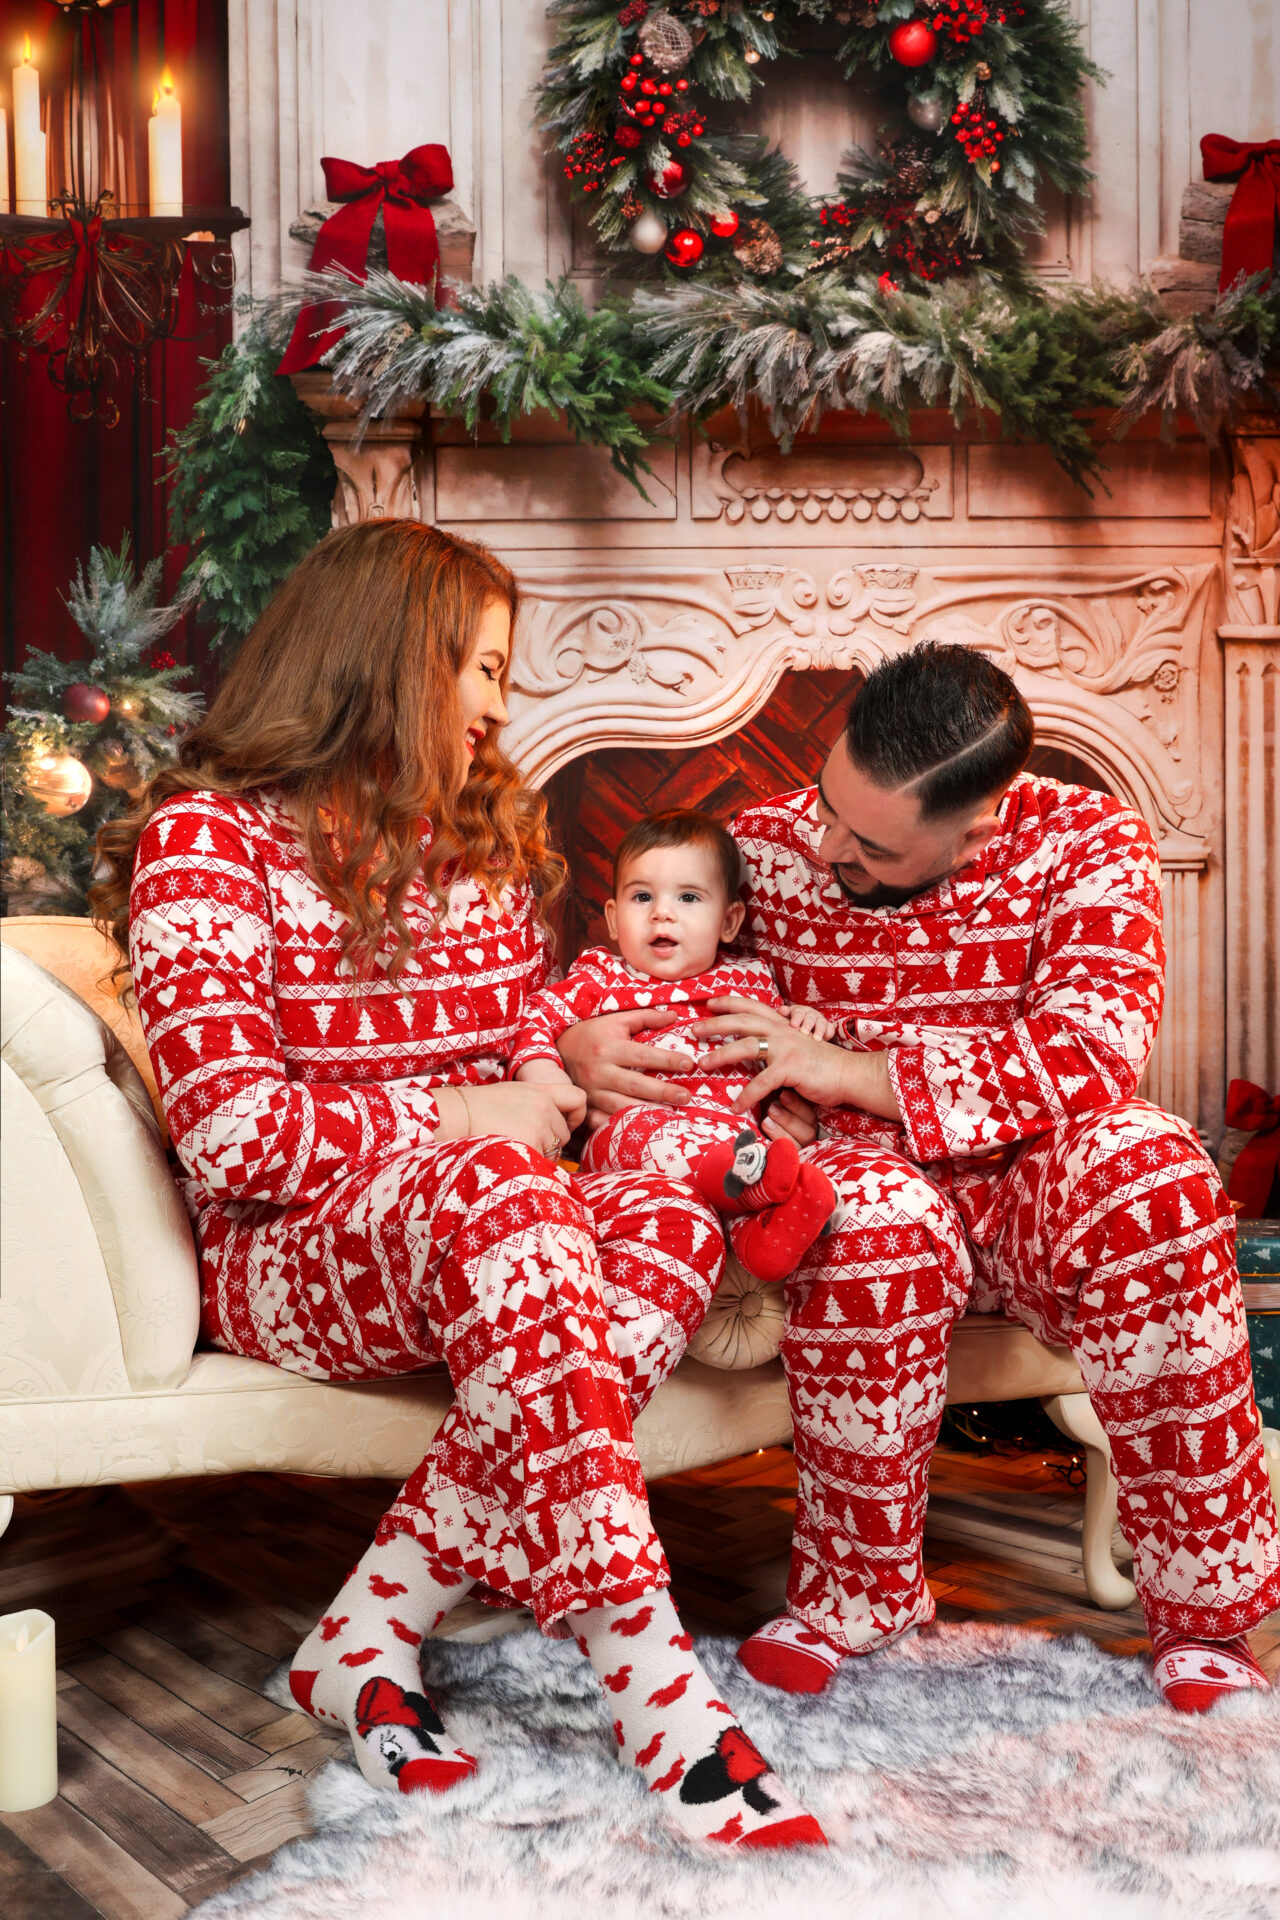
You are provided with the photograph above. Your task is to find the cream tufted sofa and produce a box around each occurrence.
[0,917,1138,1608]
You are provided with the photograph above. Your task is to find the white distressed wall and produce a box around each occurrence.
[227,0,1280,309]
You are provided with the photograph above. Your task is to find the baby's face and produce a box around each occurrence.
[606,843,744,981]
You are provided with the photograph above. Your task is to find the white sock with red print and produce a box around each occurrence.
[289,1529,478,1794]
[736,1615,847,1694]
[573,1589,827,1849]
[1151,1628,1270,1713]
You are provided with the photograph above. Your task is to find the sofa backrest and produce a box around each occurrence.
[0,942,199,1394]
[0,915,161,1127]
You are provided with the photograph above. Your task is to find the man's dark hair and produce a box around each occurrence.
[613,809,742,899]
[844,643,1033,820]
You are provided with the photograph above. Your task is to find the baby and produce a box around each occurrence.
[509,809,836,1283]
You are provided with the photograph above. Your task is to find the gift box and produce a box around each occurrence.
[1238,1221,1280,1426]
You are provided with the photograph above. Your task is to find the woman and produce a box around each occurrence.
[94,521,825,1851]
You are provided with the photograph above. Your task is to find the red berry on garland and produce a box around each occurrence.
[629,52,644,67]
[888,20,939,64]
[649,159,687,197]
[709,210,740,238]
[621,72,638,92]
[665,227,704,266]
[63,682,111,724]
[676,77,688,90]
[878,271,900,294]
[150,650,177,671]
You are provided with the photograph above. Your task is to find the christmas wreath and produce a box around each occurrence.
[537,0,1097,291]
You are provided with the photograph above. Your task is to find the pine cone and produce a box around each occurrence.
[638,7,694,68]
[733,217,783,275]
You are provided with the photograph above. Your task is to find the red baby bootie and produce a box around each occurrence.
[691,1130,800,1218]
[730,1163,837,1285]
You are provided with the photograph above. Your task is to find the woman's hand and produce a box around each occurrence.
[556,1007,696,1131]
[437,1081,586,1158]
[693,996,902,1122]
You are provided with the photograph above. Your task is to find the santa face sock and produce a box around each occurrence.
[736,1614,848,1695]
[692,1132,836,1285]
[573,1588,826,1849]
[1151,1629,1270,1712]
[289,1529,478,1793]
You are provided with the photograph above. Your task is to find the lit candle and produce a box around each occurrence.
[1,107,9,212]
[13,38,47,217]
[0,1610,58,1813]
[147,67,182,217]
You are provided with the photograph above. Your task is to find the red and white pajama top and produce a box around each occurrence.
[732,773,1166,1239]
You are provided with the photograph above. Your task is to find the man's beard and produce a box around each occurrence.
[832,863,954,910]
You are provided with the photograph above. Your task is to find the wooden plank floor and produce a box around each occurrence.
[2,1447,1277,1920]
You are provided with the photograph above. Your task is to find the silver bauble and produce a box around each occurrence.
[907,93,947,133]
[628,209,669,254]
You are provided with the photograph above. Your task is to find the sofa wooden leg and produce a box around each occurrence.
[1040,1391,1138,1612]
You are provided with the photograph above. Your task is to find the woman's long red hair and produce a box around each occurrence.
[92,520,564,980]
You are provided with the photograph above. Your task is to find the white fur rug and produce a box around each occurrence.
[192,1623,1280,1920]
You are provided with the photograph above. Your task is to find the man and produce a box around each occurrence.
[559,642,1279,1711]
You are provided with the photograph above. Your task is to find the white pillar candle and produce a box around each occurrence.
[0,1609,58,1813]
[13,41,47,217]
[147,69,182,217]
[1,107,9,212]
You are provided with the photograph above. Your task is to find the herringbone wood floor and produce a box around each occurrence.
[3,1447,1277,1920]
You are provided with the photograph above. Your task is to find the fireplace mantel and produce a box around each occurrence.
[292,381,1280,1141]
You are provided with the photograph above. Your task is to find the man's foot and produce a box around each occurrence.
[736,1615,847,1695]
[691,1130,799,1217]
[1151,1630,1271,1713]
[730,1163,838,1285]
[289,1529,478,1793]
[572,1589,827,1848]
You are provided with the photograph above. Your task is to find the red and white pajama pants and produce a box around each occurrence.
[785,1099,1280,1651]
[196,1135,725,1626]
[579,1099,763,1184]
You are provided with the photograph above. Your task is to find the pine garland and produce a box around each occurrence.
[1,539,202,916]
[166,314,335,649]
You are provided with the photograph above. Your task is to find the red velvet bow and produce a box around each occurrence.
[1200,134,1280,296]
[1225,1078,1280,1219]
[277,143,453,376]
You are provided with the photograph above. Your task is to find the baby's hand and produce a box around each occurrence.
[785,1004,836,1041]
[514,1058,577,1089]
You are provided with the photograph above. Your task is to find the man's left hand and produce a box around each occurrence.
[694,996,903,1122]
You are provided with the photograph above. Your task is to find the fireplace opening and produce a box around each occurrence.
[542,668,1116,958]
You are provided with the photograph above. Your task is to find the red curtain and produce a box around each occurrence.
[1,0,231,682]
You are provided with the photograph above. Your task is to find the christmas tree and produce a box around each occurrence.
[1,538,202,917]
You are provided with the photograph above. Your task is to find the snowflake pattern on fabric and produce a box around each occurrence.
[509,945,783,1110]
[129,792,725,1625]
[734,777,1280,1645]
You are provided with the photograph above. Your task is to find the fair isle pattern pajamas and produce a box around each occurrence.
[509,944,789,1185]
[129,793,724,1627]
[734,775,1280,1648]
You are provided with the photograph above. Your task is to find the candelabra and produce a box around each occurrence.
[0,0,247,425]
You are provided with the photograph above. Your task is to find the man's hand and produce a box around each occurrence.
[762,1088,819,1148]
[694,996,903,1122]
[556,1006,695,1131]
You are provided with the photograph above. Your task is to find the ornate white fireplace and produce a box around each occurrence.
[298,387,1280,1145]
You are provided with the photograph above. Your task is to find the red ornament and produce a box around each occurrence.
[63,682,111,724]
[615,123,642,148]
[709,210,740,238]
[665,228,704,266]
[649,159,687,198]
[878,271,900,294]
[888,20,939,65]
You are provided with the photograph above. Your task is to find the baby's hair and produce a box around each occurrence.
[612,809,743,901]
